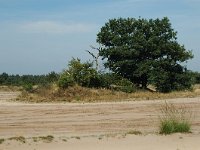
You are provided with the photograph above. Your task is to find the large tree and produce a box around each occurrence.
[97,17,193,92]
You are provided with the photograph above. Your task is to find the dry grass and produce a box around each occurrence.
[126,130,142,135]
[16,84,200,103]
[0,86,22,92]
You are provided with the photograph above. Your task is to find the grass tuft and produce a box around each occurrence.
[126,130,142,135]
[159,102,192,134]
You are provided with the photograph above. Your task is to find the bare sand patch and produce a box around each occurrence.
[0,93,200,149]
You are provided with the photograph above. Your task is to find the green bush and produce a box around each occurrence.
[66,58,100,88]
[58,72,75,89]
[150,66,193,93]
[119,86,135,93]
[159,102,191,134]
[191,71,200,84]
[23,83,33,92]
[99,73,136,93]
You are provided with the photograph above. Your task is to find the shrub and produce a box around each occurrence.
[23,83,33,92]
[159,102,192,134]
[57,72,75,89]
[99,73,136,93]
[150,67,193,93]
[59,58,100,88]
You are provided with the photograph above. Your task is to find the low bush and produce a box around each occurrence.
[23,83,33,92]
[99,73,136,93]
[57,72,75,89]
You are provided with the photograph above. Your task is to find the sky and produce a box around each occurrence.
[0,0,199,75]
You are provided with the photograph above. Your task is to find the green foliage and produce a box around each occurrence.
[68,58,100,87]
[160,120,191,134]
[159,102,191,134]
[58,58,100,89]
[119,85,136,93]
[0,72,8,84]
[99,73,136,93]
[58,72,75,89]
[97,17,193,92]
[23,83,33,92]
[191,71,200,84]
[150,65,193,93]
[46,71,59,83]
[99,73,130,87]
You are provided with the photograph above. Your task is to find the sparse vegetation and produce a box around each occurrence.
[38,135,54,143]
[8,136,26,143]
[126,130,142,135]
[71,136,81,140]
[159,102,192,134]
[17,83,200,103]
[62,139,67,142]
[0,138,5,144]
[32,135,54,143]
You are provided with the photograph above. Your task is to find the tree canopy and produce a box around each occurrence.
[97,17,193,92]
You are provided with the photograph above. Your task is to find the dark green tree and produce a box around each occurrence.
[97,17,193,92]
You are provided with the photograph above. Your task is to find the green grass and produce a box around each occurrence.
[160,120,191,134]
[159,102,192,134]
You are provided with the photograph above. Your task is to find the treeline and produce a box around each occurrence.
[0,72,59,86]
[0,63,200,93]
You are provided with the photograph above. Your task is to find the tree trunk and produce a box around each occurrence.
[141,74,148,89]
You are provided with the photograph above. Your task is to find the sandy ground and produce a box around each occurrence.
[0,91,200,150]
